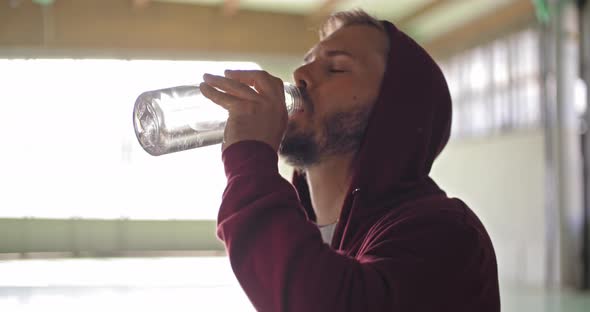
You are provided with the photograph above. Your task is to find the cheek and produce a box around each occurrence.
[330,89,376,112]
[309,82,379,122]
[352,82,381,108]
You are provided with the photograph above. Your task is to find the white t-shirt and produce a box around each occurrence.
[318,222,337,245]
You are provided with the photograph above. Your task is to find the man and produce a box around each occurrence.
[200,9,500,312]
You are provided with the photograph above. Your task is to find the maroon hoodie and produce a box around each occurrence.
[216,21,500,311]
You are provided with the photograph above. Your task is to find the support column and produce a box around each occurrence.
[579,0,590,290]
[541,0,585,289]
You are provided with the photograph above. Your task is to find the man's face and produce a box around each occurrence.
[279,25,388,168]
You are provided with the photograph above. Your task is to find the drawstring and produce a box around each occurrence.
[332,188,361,249]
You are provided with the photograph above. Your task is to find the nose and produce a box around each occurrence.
[293,64,312,90]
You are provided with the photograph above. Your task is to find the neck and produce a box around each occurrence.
[305,153,355,226]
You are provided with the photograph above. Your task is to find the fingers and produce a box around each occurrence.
[200,70,285,114]
[199,82,241,111]
[224,70,284,97]
[202,73,259,101]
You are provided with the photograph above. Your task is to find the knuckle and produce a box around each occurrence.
[202,88,216,100]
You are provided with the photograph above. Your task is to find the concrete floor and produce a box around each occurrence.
[0,257,588,311]
[501,285,590,312]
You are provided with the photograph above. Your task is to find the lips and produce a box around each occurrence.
[299,88,313,114]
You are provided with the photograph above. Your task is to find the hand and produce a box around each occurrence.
[200,70,288,152]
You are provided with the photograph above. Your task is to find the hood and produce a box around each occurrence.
[293,21,452,223]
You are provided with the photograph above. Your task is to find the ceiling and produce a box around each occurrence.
[153,0,528,42]
[0,0,537,63]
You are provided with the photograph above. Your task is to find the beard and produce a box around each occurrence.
[279,105,371,169]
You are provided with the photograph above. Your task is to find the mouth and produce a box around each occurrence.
[299,88,313,114]
[289,108,306,120]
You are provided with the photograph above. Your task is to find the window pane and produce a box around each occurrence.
[520,30,539,77]
[469,49,489,92]
[492,41,510,86]
[494,89,511,132]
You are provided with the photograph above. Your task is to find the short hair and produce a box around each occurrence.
[319,9,386,40]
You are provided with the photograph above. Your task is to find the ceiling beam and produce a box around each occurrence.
[423,0,535,59]
[396,0,449,28]
[0,0,317,58]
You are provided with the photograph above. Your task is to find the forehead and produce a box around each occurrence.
[308,25,388,60]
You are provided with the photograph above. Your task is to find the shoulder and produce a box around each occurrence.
[355,196,499,308]
[372,196,471,234]
[360,196,492,266]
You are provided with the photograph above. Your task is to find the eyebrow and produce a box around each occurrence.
[303,49,355,63]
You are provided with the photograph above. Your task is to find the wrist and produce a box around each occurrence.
[222,140,279,178]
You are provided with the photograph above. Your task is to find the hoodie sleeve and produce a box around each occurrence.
[216,141,487,312]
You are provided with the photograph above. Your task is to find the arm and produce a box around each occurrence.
[217,141,481,312]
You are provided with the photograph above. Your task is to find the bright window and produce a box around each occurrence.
[0,59,260,219]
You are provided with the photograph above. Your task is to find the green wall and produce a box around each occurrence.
[431,130,546,287]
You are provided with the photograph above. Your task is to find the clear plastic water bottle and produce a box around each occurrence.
[133,84,302,156]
